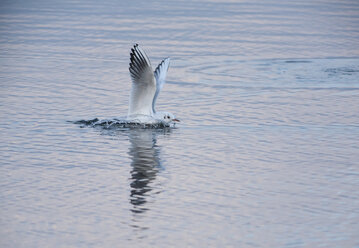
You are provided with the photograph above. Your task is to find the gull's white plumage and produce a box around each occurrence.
[126,44,178,125]
[128,45,156,118]
[153,57,170,113]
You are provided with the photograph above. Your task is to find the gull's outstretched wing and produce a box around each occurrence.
[128,44,156,117]
[152,58,170,113]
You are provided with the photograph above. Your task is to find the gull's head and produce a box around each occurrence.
[158,112,180,124]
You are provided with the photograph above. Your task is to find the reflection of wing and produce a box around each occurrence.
[128,129,160,213]
[128,44,156,117]
[153,58,170,113]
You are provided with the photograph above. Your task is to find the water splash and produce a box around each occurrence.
[72,118,176,129]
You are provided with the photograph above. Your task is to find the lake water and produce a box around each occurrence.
[1,0,359,247]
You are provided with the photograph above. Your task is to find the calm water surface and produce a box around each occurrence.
[1,0,359,247]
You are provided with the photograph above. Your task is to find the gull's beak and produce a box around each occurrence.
[172,118,180,122]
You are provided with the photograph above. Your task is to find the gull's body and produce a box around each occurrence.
[126,44,178,125]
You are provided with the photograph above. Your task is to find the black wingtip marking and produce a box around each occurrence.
[154,58,170,78]
[129,44,151,81]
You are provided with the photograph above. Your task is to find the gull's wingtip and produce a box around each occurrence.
[128,43,153,81]
[154,57,171,76]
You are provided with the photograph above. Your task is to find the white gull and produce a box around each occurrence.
[126,44,179,125]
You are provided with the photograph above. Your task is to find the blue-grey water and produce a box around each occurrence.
[1,0,359,247]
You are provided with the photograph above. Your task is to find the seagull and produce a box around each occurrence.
[126,44,179,125]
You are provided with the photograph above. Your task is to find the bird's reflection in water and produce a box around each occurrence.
[127,128,171,216]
